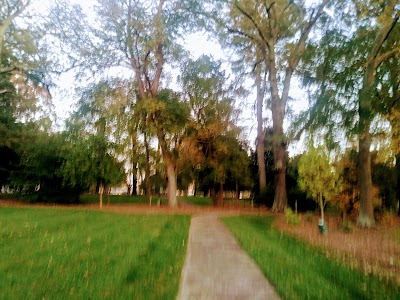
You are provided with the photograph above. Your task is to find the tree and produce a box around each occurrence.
[296,1,400,226]
[255,62,267,196]
[298,146,341,224]
[61,131,125,208]
[180,55,247,206]
[221,0,330,212]
[48,0,203,207]
[61,82,127,208]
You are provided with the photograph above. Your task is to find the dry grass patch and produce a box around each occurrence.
[274,213,400,286]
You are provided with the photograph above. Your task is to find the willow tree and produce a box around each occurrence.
[222,0,330,212]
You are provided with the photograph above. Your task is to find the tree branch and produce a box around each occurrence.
[282,0,329,109]
[375,48,400,68]
[371,7,400,63]
[151,0,165,96]
[234,2,270,49]
[227,28,259,43]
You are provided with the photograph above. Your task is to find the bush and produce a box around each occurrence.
[285,207,301,226]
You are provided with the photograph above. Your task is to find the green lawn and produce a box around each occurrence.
[178,196,212,206]
[79,194,149,205]
[0,207,190,299]
[222,215,399,300]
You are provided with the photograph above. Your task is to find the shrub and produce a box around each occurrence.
[285,207,301,226]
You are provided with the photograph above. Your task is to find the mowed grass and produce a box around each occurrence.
[0,207,190,299]
[222,216,399,300]
[178,196,212,206]
[79,194,149,205]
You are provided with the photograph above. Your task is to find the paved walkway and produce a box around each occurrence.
[177,215,280,300]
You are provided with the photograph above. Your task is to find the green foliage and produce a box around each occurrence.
[179,55,251,196]
[0,207,190,299]
[222,216,400,299]
[285,207,302,226]
[61,134,125,190]
[298,146,342,211]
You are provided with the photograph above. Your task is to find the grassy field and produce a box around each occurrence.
[222,215,399,300]
[79,194,149,205]
[0,207,190,299]
[178,196,212,206]
[178,196,253,207]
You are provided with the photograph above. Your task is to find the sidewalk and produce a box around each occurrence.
[177,215,281,300]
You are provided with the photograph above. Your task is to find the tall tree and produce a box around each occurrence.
[356,1,399,226]
[255,60,267,196]
[180,55,246,206]
[222,0,330,212]
[48,0,201,207]
[296,1,399,226]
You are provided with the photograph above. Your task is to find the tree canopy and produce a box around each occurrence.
[0,0,399,222]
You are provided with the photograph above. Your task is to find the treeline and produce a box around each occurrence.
[1,1,400,226]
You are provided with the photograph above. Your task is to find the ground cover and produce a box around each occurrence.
[178,196,212,206]
[0,207,190,299]
[79,194,149,205]
[222,215,399,300]
[274,213,400,286]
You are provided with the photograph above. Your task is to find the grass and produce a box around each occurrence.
[79,194,149,205]
[178,196,253,207]
[178,196,212,206]
[0,207,190,299]
[221,215,399,300]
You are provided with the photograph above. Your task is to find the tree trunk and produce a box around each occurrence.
[131,132,138,196]
[357,128,375,226]
[357,62,375,227]
[166,161,177,207]
[269,45,288,213]
[99,182,103,209]
[255,62,267,195]
[131,163,137,196]
[319,192,324,221]
[235,180,239,206]
[272,149,287,212]
[210,187,217,207]
[271,114,287,212]
[155,120,178,208]
[144,133,152,205]
[217,181,224,207]
[397,154,400,217]
[107,187,110,206]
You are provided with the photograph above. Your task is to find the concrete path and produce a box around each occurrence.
[177,215,280,300]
